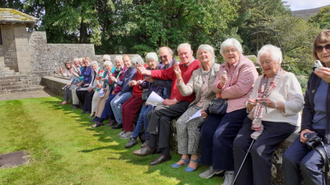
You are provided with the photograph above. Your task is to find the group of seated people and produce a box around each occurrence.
[58,30,330,185]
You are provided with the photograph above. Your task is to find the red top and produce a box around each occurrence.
[132,65,148,97]
[151,59,200,103]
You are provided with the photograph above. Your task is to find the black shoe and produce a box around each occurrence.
[112,123,123,129]
[71,105,80,109]
[88,113,95,118]
[125,138,138,148]
[149,154,172,165]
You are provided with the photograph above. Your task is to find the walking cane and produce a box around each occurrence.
[231,139,255,185]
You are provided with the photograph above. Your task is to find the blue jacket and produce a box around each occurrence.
[117,66,136,96]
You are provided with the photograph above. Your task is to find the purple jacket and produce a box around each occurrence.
[141,64,165,100]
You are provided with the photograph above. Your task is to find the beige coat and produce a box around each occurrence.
[177,63,220,109]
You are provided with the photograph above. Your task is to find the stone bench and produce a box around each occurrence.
[41,76,70,96]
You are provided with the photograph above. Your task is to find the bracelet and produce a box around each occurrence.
[274,101,278,109]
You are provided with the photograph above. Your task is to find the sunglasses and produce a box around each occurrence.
[315,44,330,53]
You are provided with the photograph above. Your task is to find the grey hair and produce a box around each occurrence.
[197,44,216,63]
[90,61,99,67]
[114,55,123,63]
[220,38,243,56]
[257,44,283,64]
[78,58,83,62]
[145,52,158,64]
[131,55,145,65]
[103,61,113,67]
[103,54,111,62]
[73,58,79,62]
[177,43,192,52]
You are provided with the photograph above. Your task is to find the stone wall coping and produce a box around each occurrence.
[43,76,70,84]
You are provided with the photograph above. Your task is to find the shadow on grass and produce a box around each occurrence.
[51,99,222,185]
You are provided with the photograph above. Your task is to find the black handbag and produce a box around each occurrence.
[208,98,228,115]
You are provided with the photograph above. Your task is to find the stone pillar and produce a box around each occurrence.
[14,24,31,74]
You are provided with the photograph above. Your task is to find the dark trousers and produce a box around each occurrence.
[200,108,247,171]
[233,118,295,185]
[83,90,95,112]
[100,94,116,120]
[147,101,190,154]
[122,95,143,132]
[77,90,94,112]
[283,134,329,185]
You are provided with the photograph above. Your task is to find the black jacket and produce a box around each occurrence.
[301,68,330,143]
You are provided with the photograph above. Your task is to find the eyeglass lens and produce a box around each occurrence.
[315,44,330,53]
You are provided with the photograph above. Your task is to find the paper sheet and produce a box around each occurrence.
[146,91,164,106]
[185,109,202,123]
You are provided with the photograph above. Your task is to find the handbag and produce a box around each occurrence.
[208,98,228,115]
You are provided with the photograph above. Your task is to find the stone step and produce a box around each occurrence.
[0,84,32,90]
[0,71,15,76]
[0,75,29,82]
[0,79,30,86]
[0,85,45,94]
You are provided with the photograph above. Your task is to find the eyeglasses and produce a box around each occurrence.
[160,54,168,59]
[315,44,330,53]
[224,48,237,54]
[259,60,273,65]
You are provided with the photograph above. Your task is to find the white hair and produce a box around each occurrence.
[257,44,283,64]
[131,56,145,65]
[177,43,192,52]
[103,61,113,67]
[78,58,83,62]
[114,55,123,63]
[103,55,111,62]
[90,61,99,67]
[197,44,216,63]
[220,38,243,56]
[145,52,158,64]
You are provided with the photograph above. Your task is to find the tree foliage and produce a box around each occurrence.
[309,6,330,29]
[1,0,324,76]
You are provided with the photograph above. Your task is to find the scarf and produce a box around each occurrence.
[248,67,285,139]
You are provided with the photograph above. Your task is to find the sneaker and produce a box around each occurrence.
[199,166,223,179]
[125,137,138,148]
[222,171,234,185]
[117,130,126,136]
[120,131,133,139]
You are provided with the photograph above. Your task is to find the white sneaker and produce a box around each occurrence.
[199,166,223,179]
[117,130,126,136]
[222,171,234,185]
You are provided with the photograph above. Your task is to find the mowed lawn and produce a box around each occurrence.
[0,97,223,185]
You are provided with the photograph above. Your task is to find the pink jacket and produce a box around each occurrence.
[211,55,258,113]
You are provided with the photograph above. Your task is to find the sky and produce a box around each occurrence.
[283,0,330,11]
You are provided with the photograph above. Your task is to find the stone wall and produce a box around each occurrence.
[1,24,18,72]
[28,31,140,85]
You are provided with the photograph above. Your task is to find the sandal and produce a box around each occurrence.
[171,158,190,168]
[185,158,198,172]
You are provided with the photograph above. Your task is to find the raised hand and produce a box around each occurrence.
[137,64,151,75]
[315,67,330,83]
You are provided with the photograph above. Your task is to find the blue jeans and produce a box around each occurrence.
[132,103,152,139]
[110,92,132,124]
[283,135,330,185]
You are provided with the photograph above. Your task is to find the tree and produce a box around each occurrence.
[309,6,330,29]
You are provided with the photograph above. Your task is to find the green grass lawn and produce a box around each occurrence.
[0,97,224,185]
